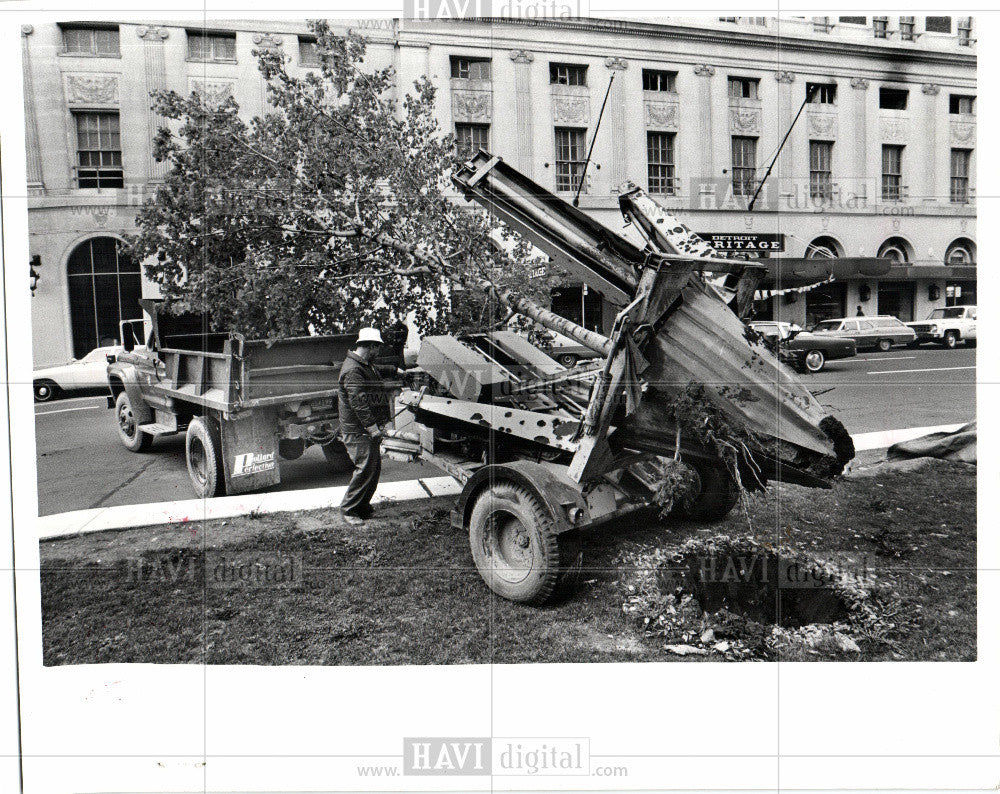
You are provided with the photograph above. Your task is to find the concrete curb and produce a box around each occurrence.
[36,423,968,540]
[37,476,463,540]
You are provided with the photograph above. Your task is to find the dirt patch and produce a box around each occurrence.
[621,535,902,660]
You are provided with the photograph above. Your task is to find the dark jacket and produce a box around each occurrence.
[338,351,391,434]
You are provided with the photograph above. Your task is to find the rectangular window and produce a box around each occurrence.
[838,16,866,24]
[879,87,908,110]
[873,16,888,38]
[881,145,903,200]
[455,123,490,160]
[74,111,123,189]
[450,56,491,80]
[899,17,915,41]
[647,131,676,195]
[550,63,587,86]
[61,25,120,56]
[809,141,833,200]
[958,18,972,46]
[642,69,677,93]
[299,37,319,66]
[187,30,237,62]
[554,127,587,192]
[731,136,757,196]
[950,149,971,203]
[925,16,952,33]
[949,95,975,115]
[728,77,760,100]
[807,82,837,104]
[813,17,832,33]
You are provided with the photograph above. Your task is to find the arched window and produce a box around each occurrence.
[945,238,976,265]
[66,237,142,358]
[806,235,843,259]
[877,236,912,263]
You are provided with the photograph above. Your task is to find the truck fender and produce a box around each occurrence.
[452,461,590,535]
[107,364,154,425]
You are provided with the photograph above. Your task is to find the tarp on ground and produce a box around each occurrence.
[887,421,977,464]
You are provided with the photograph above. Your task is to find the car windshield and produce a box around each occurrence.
[811,321,842,332]
[928,308,966,319]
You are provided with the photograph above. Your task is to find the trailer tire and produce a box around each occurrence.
[321,439,354,473]
[468,482,582,605]
[679,462,739,523]
[186,416,225,498]
[115,392,152,452]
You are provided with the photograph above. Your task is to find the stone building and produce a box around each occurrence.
[22,16,976,364]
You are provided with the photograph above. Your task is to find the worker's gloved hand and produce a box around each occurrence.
[380,422,394,437]
[367,424,383,440]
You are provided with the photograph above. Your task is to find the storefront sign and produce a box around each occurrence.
[697,233,785,255]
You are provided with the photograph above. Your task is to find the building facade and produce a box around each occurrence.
[22,16,976,365]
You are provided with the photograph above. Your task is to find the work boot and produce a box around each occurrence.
[341,511,365,526]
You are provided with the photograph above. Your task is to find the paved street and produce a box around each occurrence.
[34,346,975,516]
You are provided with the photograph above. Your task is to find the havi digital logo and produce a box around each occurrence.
[404,737,490,776]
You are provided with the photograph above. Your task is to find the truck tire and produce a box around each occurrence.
[801,350,825,373]
[115,391,152,452]
[557,353,578,368]
[33,379,59,402]
[943,331,958,349]
[322,439,354,473]
[679,462,739,522]
[877,338,892,353]
[468,482,582,605]
[185,416,225,498]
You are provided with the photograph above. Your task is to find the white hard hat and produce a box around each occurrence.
[357,327,384,345]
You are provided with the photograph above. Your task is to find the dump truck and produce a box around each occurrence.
[385,151,855,604]
[106,299,406,498]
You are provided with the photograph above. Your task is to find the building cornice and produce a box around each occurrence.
[466,17,977,69]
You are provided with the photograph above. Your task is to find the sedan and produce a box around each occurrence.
[33,346,122,402]
[750,321,856,373]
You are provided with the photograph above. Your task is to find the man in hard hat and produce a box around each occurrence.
[337,327,393,525]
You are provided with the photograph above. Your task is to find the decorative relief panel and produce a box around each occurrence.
[850,77,870,90]
[452,90,492,122]
[509,49,534,64]
[644,100,678,130]
[807,111,837,138]
[136,26,169,40]
[950,121,976,146]
[729,107,761,134]
[64,74,119,104]
[552,96,590,125]
[189,78,236,105]
[880,117,909,142]
[252,33,283,50]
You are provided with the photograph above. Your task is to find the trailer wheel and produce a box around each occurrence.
[679,462,739,522]
[468,482,582,605]
[186,416,225,498]
[321,439,354,473]
[115,392,152,452]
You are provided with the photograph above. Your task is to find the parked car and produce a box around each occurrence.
[749,321,857,373]
[905,305,976,348]
[33,345,124,402]
[809,316,916,352]
[547,331,604,368]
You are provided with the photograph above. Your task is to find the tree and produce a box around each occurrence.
[127,20,555,340]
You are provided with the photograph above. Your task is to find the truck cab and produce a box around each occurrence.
[906,305,977,348]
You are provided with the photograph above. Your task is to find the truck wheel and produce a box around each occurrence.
[33,379,59,402]
[322,439,354,473]
[115,392,152,452]
[186,416,225,498]
[679,462,739,522]
[877,338,892,353]
[278,438,305,460]
[557,353,578,368]
[468,482,582,605]
[801,350,825,373]
[943,331,958,349]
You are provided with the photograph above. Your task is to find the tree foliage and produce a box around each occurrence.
[127,21,554,339]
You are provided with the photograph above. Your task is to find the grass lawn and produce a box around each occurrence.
[40,459,976,665]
